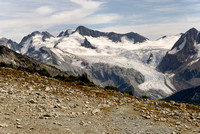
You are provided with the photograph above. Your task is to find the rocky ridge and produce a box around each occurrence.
[75,26,148,43]
[0,46,65,77]
[0,67,199,134]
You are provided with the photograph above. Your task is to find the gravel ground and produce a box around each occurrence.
[0,67,199,134]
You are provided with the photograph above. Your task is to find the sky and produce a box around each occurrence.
[0,0,200,42]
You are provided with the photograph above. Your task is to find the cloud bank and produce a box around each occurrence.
[0,0,199,42]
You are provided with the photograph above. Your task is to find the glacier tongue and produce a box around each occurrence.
[81,55,174,94]
[68,34,180,95]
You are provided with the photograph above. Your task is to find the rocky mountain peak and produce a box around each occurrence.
[75,25,106,38]
[124,32,148,43]
[41,31,54,41]
[158,28,199,73]
[75,25,147,43]
[186,27,198,34]
[20,31,54,44]
[58,29,74,37]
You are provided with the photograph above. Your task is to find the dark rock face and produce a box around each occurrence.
[26,46,59,66]
[158,28,199,72]
[58,29,74,37]
[81,38,96,49]
[124,32,148,43]
[164,85,200,104]
[197,32,200,44]
[147,53,153,64]
[41,31,54,41]
[76,26,148,43]
[87,63,145,96]
[76,26,107,38]
[172,59,200,91]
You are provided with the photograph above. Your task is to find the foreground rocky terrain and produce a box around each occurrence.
[0,67,200,134]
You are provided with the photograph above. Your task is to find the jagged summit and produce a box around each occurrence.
[20,31,54,44]
[75,25,148,43]
[75,25,108,38]
[158,27,199,73]
[18,31,54,55]
[58,29,74,37]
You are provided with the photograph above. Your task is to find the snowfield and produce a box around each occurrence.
[55,32,180,94]
[24,31,181,95]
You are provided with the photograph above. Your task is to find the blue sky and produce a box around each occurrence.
[0,0,200,42]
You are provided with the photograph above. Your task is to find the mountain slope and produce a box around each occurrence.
[158,28,200,91]
[165,85,200,104]
[0,37,19,52]
[158,28,199,72]
[0,46,65,77]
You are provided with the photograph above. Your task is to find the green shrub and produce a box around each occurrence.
[17,66,51,77]
[104,85,119,91]
[78,73,91,84]
[54,74,67,81]
[142,95,149,99]
[54,73,95,87]
[37,68,51,77]
[120,91,125,94]
[0,62,13,68]
[125,90,134,96]
[0,62,9,67]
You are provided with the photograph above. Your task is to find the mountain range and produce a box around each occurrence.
[0,26,200,100]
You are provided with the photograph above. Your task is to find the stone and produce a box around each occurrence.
[16,119,21,122]
[82,111,87,115]
[43,114,51,118]
[80,120,87,126]
[0,123,8,127]
[29,99,37,104]
[17,125,23,129]
[145,116,151,119]
[16,122,21,125]
[175,122,181,125]
[172,131,177,134]
[45,87,50,92]
[160,118,166,122]
[92,109,100,115]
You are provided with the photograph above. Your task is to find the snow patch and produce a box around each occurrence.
[168,37,186,54]
[188,58,199,66]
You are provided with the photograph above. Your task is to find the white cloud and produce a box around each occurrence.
[98,19,200,40]
[144,0,173,2]
[35,6,54,15]
[0,0,199,43]
[70,0,103,9]
[0,0,119,42]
